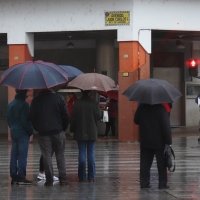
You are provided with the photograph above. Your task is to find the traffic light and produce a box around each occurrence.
[188,59,198,77]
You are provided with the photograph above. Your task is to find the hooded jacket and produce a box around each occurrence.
[6,90,34,138]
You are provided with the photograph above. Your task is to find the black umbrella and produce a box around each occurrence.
[122,78,182,105]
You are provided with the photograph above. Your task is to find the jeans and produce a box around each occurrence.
[10,134,30,180]
[77,140,96,181]
[38,132,66,183]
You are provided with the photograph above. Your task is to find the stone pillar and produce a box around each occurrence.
[96,39,116,81]
[8,44,33,142]
[118,41,150,141]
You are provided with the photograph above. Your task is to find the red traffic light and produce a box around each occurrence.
[187,59,198,77]
[188,59,198,68]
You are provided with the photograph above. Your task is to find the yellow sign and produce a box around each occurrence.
[123,72,129,77]
[105,11,130,26]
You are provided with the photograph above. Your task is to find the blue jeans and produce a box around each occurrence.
[77,140,96,181]
[10,134,30,180]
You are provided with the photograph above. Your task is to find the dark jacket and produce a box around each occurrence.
[134,104,172,149]
[29,90,70,136]
[70,93,101,140]
[6,92,34,138]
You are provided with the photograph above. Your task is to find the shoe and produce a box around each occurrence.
[102,136,108,139]
[37,173,45,180]
[37,173,59,181]
[44,182,53,186]
[17,179,32,185]
[158,185,169,189]
[112,136,115,139]
[53,176,59,181]
[60,180,69,186]
[141,184,151,189]
[11,178,18,185]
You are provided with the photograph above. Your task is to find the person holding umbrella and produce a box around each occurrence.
[7,89,34,185]
[134,103,172,189]
[29,88,70,186]
[123,78,181,189]
[70,90,101,182]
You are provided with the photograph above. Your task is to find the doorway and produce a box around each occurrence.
[153,67,182,126]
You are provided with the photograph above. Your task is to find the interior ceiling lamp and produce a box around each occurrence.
[176,35,185,49]
[66,36,75,48]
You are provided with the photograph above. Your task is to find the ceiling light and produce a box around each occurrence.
[66,41,74,48]
[176,35,185,49]
[66,36,75,48]
[176,40,185,49]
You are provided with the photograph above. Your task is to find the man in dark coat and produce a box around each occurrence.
[134,103,172,189]
[29,89,70,186]
[70,90,101,182]
[7,89,34,185]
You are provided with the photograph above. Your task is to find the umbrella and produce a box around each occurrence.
[98,90,118,101]
[122,78,182,105]
[0,60,68,89]
[59,65,84,81]
[67,73,119,92]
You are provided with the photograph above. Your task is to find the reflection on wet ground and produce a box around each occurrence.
[1,126,200,199]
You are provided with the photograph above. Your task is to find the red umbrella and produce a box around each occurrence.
[98,90,118,101]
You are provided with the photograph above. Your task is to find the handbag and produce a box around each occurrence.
[102,110,109,122]
[164,144,175,172]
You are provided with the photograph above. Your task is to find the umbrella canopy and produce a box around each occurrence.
[0,60,68,89]
[67,73,118,92]
[122,78,182,105]
[98,90,118,101]
[59,65,84,81]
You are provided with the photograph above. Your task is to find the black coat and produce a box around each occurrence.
[134,104,172,149]
[29,90,70,136]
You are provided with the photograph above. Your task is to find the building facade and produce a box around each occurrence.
[0,0,200,140]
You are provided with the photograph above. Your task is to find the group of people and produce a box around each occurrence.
[6,88,172,189]
[7,89,101,186]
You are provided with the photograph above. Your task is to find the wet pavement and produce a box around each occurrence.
[1,126,200,199]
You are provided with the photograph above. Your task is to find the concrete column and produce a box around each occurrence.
[96,39,116,81]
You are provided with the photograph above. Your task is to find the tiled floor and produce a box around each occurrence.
[1,126,200,199]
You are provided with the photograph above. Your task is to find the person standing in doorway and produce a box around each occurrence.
[134,103,172,189]
[70,90,101,182]
[29,88,70,186]
[103,98,118,139]
[7,89,34,185]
